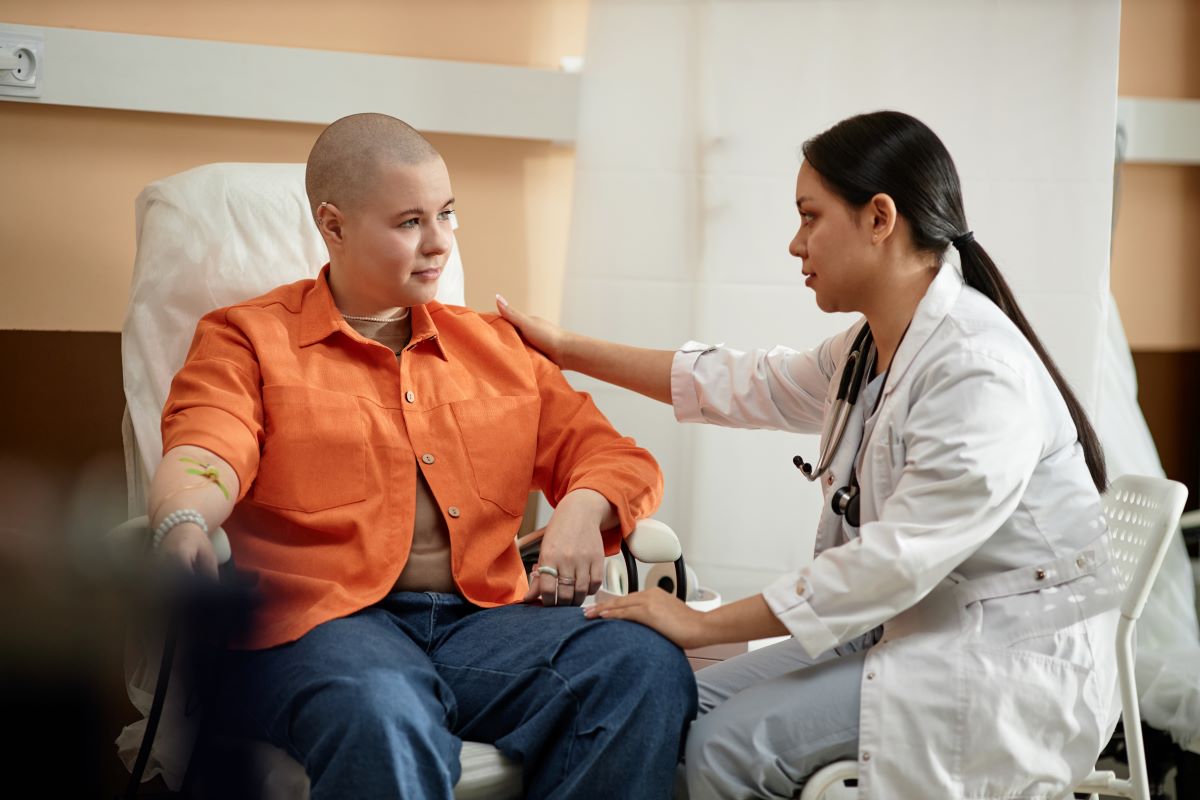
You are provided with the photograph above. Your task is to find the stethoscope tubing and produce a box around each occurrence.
[798,323,875,482]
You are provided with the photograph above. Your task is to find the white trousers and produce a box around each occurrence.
[681,633,874,800]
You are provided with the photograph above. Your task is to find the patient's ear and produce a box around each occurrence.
[315,202,345,245]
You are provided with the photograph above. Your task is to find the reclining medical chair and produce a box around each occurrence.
[799,474,1189,800]
[112,163,687,799]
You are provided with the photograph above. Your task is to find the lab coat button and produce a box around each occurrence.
[448,506,461,518]
[861,751,871,762]
[1035,568,1047,580]
[422,453,435,464]
[1076,556,1087,568]
[866,672,876,680]
[405,390,416,403]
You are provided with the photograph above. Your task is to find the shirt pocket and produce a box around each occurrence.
[450,394,538,516]
[252,384,368,513]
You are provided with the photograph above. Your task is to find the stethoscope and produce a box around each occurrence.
[792,323,877,528]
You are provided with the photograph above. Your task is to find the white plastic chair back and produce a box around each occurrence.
[1072,474,1188,800]
[121,162,466,513]
[1103,474,1189,621]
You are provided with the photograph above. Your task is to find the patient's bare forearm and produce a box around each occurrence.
[562,334,675,406]
[557,488,619,530]
[148,445,239,535]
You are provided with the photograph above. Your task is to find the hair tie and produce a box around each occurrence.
[951,230,974,249]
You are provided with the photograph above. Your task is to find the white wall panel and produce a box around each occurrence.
[565,0,1120,599]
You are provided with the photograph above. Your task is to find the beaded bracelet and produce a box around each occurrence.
[152,508,209,550]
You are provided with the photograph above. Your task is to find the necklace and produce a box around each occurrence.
[341,307,411,323]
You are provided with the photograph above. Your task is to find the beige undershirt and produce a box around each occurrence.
[343,314,458,594]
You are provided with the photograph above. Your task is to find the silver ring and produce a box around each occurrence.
[557,577,576,586]
[535,565,559,578]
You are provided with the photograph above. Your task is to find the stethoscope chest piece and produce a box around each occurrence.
[831,481,861,528]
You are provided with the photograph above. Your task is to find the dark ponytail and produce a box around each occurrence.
[802,111,1107,492]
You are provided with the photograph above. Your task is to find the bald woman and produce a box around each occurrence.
[147,114,695,799]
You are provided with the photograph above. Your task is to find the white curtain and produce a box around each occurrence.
[562,0,1121,602]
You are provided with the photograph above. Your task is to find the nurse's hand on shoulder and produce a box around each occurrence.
[584,589,708,650]
[495,294,570,367]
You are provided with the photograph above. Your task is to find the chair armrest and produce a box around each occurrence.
[624,519,682,563]
[106,516,151,578]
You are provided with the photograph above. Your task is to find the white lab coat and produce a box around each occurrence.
[672,264,1121,799]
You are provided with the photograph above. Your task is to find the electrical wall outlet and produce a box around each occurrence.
[0,30,43,98]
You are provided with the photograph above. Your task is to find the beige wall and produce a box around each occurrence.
[2,0,1193,345]
[0,0,586,332]
[1112,0,1200,350]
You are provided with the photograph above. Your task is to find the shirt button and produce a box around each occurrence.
[447,506,461,518]
[1076,556,1087,568]
[826,474,834,486]
[405,390,416,403]
[422,453,435,464]
[861,751,871,762]
[866,672,876,680]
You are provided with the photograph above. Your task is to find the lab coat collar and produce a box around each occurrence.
[299,264,448,359]
[882,263,962,396]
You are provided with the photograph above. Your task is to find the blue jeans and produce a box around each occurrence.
[212,592,697,799]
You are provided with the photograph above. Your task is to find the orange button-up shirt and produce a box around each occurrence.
[162,267,662,649]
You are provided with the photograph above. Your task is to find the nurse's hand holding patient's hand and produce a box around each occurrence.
[584,588,708,650]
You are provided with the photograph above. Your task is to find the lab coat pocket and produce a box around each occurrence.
[451,394,539,516]
[253,385,367,512]
[958,643,1096,796]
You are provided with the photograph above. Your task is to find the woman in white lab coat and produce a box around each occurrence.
[497,110,1121,799]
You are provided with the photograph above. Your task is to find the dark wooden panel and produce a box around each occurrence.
[0,330,133,798]
[1132,350,1200,511]
[686,641,749,661]
[0,330,126,470]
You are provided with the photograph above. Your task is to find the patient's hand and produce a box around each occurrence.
[524,489,611,606]
[496,295,571,368]
[158,523,219,580]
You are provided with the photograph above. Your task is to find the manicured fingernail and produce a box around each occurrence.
[496,293,508,307]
